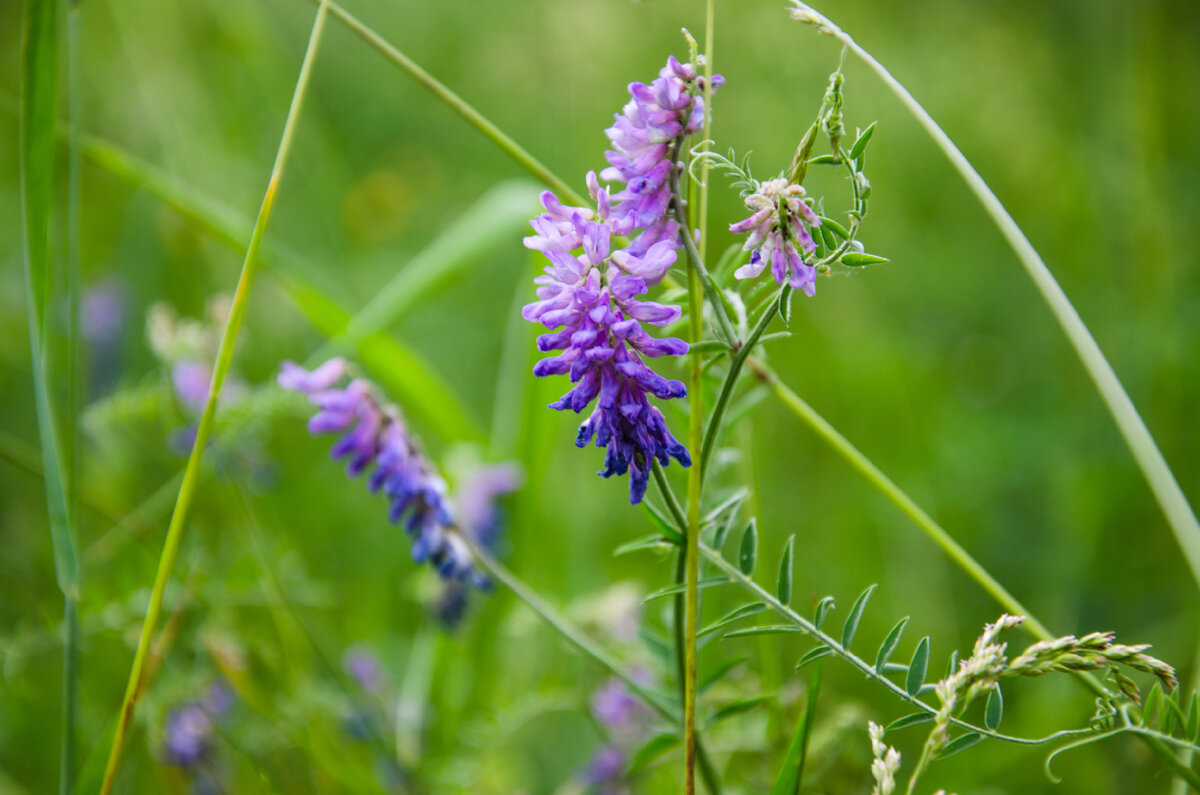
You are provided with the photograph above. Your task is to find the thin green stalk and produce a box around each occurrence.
[311,0,585,206]
[700,286,785,480]
[670,175,737,346]
[99,4,331,791]
[465,541,678,723]
[790,2,1200,588]
[19,2,81,793]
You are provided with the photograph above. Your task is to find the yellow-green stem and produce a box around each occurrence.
[98,4,330,791]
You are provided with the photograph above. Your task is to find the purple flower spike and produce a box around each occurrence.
[521,54,717,504]
[731,178,822,297]
[280,360,491,588]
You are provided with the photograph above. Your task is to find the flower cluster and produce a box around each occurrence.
[279,358,497,589]
[524,55,721,504]
[730,177,823,295]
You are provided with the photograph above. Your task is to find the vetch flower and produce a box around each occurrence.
[523,188,690,504]
[730,178,822,296]
[602,56,723,254]
[279,359,488,588]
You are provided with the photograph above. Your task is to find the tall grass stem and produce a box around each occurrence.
[98,3,331,790]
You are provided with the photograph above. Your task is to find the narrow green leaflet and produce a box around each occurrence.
[777,534,795,605]
[707,695,773,727]
[813,595,836,630]
[698,603,767,639]
[939,732,984,759]
[795,645,833,671]
[739,519,758,575]
[985,685,1004,731]
[874,617,909,675]
[723,625,803,640]
[885,712,934,734]
[906,637,930,696]
[841,584,877,649]
[613,534,675,557]
[848,121,877,162]
[771,660,823,795]
[641,499,686,545]
[643,577,729,603]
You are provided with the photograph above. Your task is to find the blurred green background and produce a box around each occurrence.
[2,0,1198,791]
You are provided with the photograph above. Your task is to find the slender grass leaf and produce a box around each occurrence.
[939,732,984,759]
[906,637,930,696]
[946,650,959,678]
[626,734,680,775]
[795,646,833,670]
[1142,683,1163,728]
[848,121,878,162]
[985,685,1004,730]
[874,617,909,675]
[813,595,836,630]
[771,660,823,795]
[1188,692,1199,742]
[699,657,748,696]
[613,534,674,557]
[640,500,685,545]
[739,519,758,575]
[839,252,890,266]
[841,584,877,649]
[885,712,934,734]
[643,577,729,603]
[708,695,772,727]
[777,535,795,605]
[817,216,849,239]
[1164,689,1185,736]
[698,602,766,639]
[723,625,803,640]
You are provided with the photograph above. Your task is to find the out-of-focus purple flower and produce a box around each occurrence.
[163,703,214,769]
[601,56,723,254]
[344,646,384,694]
[172,360,212,411]
[203,681,233,717]
[452,461,523,550]
[591,678,643,730]
[82,281,127,344]
[730,178,822,296]
[582,746,626,787]
[279,360,486,588]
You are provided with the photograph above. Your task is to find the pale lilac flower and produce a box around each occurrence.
[81,281,126,344]
[163,704,213,768]
[582,746,627,789]
[172,360,211,411]
[730,178,822,296]
[344,647,384,694]
[592,678,642,729]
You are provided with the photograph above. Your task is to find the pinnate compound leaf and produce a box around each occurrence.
[777,535,795,605]
[906,637,930,696]
[841,584,877,649]
[874,617,909,675]
[739,519,758,575]
[699,602,766,638]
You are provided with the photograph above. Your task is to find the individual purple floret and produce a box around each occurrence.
[523,186,690,504]
[163,703,213,768]
[279,359,484,587]
[591,678,643,730]
[601,55,723,254]
[730,178,822,296]
[582,746,627,790]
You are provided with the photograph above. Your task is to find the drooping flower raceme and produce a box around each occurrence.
[730,177,822,296]
[524,55,721,504]
[279,358,488,588]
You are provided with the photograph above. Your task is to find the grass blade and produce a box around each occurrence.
[100,4,334,791]
[771,659,823,795]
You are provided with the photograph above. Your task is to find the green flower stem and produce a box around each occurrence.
[670,176,737,346]
[311,0,586,207]
[466,541,678,723]
[699,285,786,481]
[791,2,1200,588]
[98,4,331,791]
